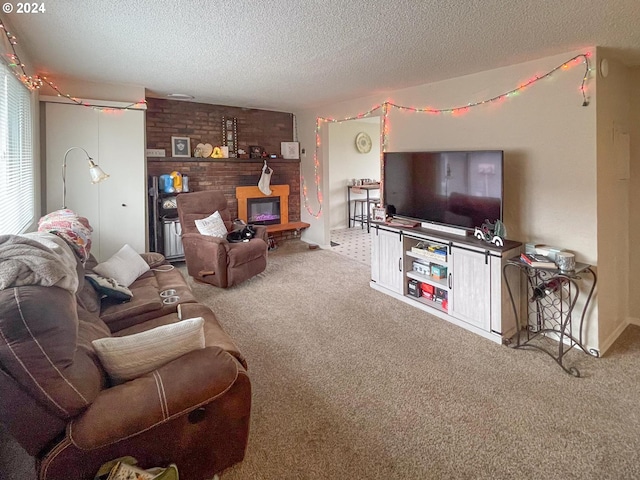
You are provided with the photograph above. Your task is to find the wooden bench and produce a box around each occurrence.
[266,221,310,234]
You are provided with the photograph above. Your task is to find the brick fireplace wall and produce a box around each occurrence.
[146,97,301,223]
[146,98,294,158]
[147,158,301,222]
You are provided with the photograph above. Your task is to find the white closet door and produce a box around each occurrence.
[45,103,101,251]
[44,102,145,261]
[98,109,146,259]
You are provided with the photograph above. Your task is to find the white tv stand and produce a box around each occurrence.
[370,223,522,344]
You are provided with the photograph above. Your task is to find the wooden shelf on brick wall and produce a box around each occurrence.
[148,157,300,163]
[267,222,310,234]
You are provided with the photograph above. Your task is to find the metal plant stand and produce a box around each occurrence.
[503,258,598,377]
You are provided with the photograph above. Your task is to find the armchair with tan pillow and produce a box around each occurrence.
[177,190,269,288]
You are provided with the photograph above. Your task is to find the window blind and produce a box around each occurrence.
[0,63,34,234]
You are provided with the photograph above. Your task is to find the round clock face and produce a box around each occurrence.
[355,132,372,153]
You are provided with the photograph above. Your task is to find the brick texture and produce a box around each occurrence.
[146,98,294,157]
[148,159,301,222]
[146,98,300,222]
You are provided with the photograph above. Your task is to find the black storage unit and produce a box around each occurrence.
[148,176,185,261]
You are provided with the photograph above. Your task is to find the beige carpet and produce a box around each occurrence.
[2,241,640,479]
[183,240,640,480]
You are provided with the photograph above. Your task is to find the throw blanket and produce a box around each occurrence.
[0,234,79,293]
[38,209,93,263]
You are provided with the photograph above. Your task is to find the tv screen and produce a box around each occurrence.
[383,150,503,230]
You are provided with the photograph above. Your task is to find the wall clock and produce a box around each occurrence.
[355,132,372,154]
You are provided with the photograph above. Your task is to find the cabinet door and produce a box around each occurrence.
[45,103,101,247]
[98,109,146,259]
[450,246,491,330]
[375,228,404,294]
[370,228,380,283]
[45,103,146,261]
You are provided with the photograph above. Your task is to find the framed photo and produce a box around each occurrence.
[249,145,263,159]
[171,136,191,157]
[281,141,299,159]
[372,207,386,222]
[222,117,238,157]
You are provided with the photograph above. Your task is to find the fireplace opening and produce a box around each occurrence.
[247,197,281,225]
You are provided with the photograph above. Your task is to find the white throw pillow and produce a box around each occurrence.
[93,244,150,287]
[194,211,228,238]
[92,317,205,384]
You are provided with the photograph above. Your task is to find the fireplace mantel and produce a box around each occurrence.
[236,185,289,224]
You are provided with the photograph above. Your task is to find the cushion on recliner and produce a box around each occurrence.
[139,252,166,269]
[0,286,106,419]
[226,239,268,267]
[100,284,163,326]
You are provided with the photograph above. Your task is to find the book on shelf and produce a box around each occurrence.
[520,253,556,268]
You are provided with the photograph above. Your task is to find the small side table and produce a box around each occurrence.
[503,257,599,377]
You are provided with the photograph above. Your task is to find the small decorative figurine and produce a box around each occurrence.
[474,219,506,247]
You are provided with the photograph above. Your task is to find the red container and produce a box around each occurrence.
[420,282,434,300]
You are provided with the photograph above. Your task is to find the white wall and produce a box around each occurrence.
[630,67,640,326]
[300,49,598,250]
[43,75,146,104]
[328,118,381,230]
[595,50,633,351]
[297,48,609,349]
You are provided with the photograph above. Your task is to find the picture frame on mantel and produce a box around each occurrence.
[171,136,191,157]
[249,146,263,159]
[222,117,238,157]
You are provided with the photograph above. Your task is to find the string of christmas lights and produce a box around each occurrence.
[38,75,146,111]
[0,21,591,219]
[0,19,145,111]
[0,20,42,89]
[301,53,591,218]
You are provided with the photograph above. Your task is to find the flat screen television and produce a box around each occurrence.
[383,150,503,232]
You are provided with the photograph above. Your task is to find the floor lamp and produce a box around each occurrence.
[62,147,110,208]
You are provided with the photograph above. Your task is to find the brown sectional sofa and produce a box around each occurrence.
[0,245,251,480]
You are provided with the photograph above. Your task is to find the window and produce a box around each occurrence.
[0,63,35,234]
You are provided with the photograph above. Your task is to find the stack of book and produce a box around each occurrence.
[520,252,556,268]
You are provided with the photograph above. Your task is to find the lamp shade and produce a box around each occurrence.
[88,160,110,184]
[62,147,110,208]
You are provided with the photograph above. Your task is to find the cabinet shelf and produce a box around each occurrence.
[407,295,448,313]
[406,250,448,266]
[406,270,448,289]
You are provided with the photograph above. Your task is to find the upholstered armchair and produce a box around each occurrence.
[177,190,269,288]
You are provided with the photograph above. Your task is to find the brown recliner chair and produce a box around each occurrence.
[177,190,269,288]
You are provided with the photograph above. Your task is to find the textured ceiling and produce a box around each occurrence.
[5,0,640,112]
